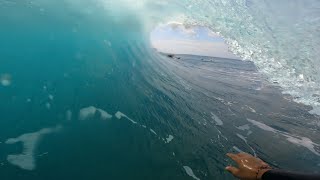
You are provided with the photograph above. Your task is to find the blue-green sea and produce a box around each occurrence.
[0,0,320,179]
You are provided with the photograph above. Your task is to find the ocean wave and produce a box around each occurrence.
[17,0,319,115]
[76,0,320,115]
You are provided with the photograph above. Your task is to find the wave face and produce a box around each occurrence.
[0,0,320,179]
[101,0,320,113]
[151,0,320,114]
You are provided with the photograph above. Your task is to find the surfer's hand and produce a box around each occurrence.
[225,153,271,180]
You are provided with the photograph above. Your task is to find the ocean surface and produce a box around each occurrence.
[0,0,320,180]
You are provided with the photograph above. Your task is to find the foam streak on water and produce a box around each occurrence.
[5,126,61,170]
[247,119,320,156]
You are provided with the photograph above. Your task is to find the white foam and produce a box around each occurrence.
[249,107,256,113]
[246,106,256,113]
[247,118,320,156]
[183,166,200,180]
[237,124,250,131]
[237,124,252,136]
[0,74,11,86]
[66,110,72,121]
[150,128,157,135]
[236,134,247,143]
[247,119,277,133]
[284,136,320,156]
[48,94,54,100]
[1,79,10,86]
[237,133,256,156]
[5,126,61,170]
[115,111,122,119]
[79,106,97,120]
[211,113,223,126]
[165,135,174,143]
[115,111,138,124]
[142,125,147,128]
[45,103,51,109]
[37,152,49,157]
[309,106,320,116]
[233,146,243,153]
[79,106,113,121]
[97,109,112,120]
[213,97,225,102]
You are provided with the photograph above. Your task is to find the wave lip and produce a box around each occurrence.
[149,0,320,115]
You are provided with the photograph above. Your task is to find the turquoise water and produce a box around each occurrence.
[0,0,320,179]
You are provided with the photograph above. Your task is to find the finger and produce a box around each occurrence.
[257,158,269,166]
[238,152,250,157]
[226,153,240,163]
[261,162,270,168]
[225,166,240,175]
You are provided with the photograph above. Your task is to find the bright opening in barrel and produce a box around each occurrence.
[150,22,239,59]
